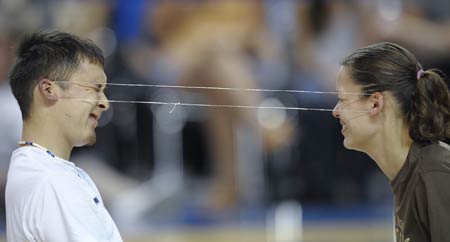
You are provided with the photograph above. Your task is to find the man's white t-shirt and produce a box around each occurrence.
[5,146,123,242]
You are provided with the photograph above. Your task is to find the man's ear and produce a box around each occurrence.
[37,79,59,102]
[369,92,384,116]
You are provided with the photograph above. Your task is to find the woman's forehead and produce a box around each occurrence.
[337,66,360,93]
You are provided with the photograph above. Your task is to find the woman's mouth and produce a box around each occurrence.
[340,122,346,134]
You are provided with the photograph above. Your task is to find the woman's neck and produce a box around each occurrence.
[364,120,413,181]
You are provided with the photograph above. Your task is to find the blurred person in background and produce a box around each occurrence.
[148,0,294,211]
[0,28,22,231]
[0,0,44,231]
[360,0,450,56]
[296,0,363,90]
[333,42,450,241]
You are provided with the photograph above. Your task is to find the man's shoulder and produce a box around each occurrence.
[7,147,79,202]
[9,147,56,182]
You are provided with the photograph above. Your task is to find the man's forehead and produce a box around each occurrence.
[74,61,107,83]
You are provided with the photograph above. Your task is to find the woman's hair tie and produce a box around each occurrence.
[417,69,425,80]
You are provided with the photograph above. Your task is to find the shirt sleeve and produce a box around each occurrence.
[423,171,450,242]
[28,176,120,242]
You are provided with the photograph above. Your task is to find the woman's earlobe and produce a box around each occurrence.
[38,79,59,102]
[369,92,384,115]
[369,102,379,115]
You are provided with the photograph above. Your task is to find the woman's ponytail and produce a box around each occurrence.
[407,69,450,141]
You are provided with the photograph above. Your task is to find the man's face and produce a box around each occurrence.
[57,60,109,147]
[332,66,374,151]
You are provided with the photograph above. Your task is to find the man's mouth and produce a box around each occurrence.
[89,113,100,126]
[89,113,99,121]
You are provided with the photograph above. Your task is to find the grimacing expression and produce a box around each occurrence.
[58,60,109,147]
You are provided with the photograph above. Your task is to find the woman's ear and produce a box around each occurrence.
[38,79,59,102]
[369,92,384,116]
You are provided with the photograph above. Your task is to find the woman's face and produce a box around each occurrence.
[332,66,376,151]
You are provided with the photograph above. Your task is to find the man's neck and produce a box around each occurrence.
[22,120,72,160]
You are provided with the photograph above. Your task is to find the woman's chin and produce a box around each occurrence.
[343,138,355,150]
[344,138,367,153]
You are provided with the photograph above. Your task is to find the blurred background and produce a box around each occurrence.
[1,0,450,241]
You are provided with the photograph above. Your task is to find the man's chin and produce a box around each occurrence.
[75,133,96,147]
[87,133,96,146]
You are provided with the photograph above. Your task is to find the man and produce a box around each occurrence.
[5,31,123,242]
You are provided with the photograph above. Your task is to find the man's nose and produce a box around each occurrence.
[98,92,110,111]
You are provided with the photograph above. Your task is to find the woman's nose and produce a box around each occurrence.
[332,103,340,118]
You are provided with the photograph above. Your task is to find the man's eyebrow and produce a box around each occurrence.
[95,82,107,89]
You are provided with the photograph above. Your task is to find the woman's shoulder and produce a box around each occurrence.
[416,141,450,173]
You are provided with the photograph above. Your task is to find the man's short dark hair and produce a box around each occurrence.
[9,31,105,120]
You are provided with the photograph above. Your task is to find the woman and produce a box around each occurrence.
[333,42,450,241]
